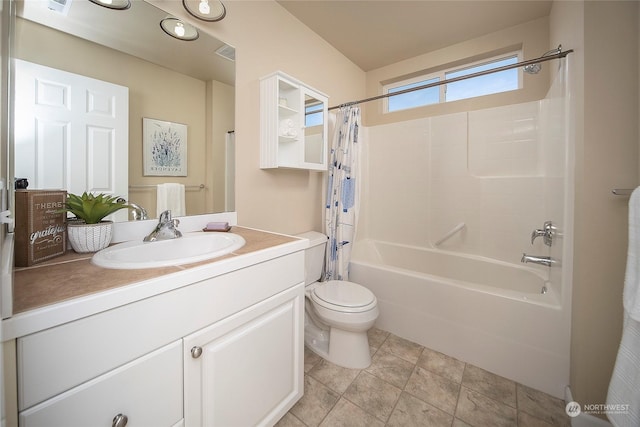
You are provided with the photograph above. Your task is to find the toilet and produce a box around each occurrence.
[297,231,379,369]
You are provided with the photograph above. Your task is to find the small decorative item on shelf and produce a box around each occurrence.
[61,192,131,253]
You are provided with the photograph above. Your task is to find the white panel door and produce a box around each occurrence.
[14,60,128,219]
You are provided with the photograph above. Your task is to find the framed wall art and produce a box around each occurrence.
[143,118,188,176]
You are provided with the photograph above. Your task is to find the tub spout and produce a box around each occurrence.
[521,253,555,267]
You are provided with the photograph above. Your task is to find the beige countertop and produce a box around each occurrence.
[13,227,298,314]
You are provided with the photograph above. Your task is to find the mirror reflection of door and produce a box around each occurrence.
[14,59,129,221]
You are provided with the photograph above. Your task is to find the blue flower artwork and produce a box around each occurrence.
[143,118,188,176]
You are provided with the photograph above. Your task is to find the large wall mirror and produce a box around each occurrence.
[12,0,235,221]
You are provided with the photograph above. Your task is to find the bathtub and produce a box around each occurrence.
[349,239,570,398]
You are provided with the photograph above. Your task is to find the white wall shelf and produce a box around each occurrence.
[260,71,328,171]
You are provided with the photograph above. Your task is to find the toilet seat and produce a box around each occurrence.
[310,280,377,313]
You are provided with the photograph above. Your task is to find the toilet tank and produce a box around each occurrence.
[296,231,328,285]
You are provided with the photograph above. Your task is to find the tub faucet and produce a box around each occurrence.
[143,210,182,242]
[521,253,555,267]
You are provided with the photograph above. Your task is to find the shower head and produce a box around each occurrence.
[523,63,542,74]
[522,46,563,75]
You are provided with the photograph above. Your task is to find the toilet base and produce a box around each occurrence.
[305,326,372,369]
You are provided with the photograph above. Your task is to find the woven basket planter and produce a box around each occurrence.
[67,221,113,253]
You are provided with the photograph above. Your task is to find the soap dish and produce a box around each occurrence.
[202,222,231,232]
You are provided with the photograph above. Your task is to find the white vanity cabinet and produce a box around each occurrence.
[14,250,305,427]
[260,71,329,171]
[184,285,303,426]
[19,341,184,427]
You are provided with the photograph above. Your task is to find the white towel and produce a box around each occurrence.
[156,183,185,217]
[624,187,640,321]
[607,186,640,426]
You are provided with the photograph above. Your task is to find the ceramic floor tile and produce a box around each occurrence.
[343,371,402,422]
[405,366,460,415]
[418,347,466,384]
[379,334,424,364]
[518,411,557,427]
[319,397,385,427]
[365,349,415,389]
[288,333,568,427]
[304,347,324,373]
[290,375,340,427]
[461,364,517,408]
[455,386,517,427]
[275,412,307,427]
[452,418,473,427]
[517,384,571,427]
[368,327,390,350]
[308,358,361,394]
[386,391,453,427]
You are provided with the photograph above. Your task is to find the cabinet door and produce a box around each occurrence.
[19,341,183,427]
[300,87,328,171]
[184,285,304,427]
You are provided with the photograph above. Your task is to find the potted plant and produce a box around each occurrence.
[61,192,131,253]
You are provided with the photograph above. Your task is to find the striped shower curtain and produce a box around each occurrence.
[324,105,361,281]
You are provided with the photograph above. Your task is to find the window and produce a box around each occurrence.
[384,52,521,113]
[305,100,323,127]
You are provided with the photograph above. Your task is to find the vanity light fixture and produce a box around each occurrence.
[88,0,131,10]
[183,0,226,22]
[160,17,199,41]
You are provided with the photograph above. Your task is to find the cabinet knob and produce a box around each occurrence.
[112,413,128,427]
[191,346,203,358]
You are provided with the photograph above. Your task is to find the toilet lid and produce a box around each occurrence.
[311,280,376,309]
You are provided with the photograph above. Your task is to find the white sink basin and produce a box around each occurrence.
[92,232,246,269]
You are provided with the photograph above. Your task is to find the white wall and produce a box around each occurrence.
[361,84,566,271]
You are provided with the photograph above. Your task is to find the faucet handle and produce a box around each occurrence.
[159,210,172,222]
[531,221,555,246]
[531,229,546,244]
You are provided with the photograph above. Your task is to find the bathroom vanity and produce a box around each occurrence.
[2,222,307,427]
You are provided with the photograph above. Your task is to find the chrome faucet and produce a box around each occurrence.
[521,253,555,267]
[129,203,148,221]
[530,221,555,246]
[143,210,182,242]
[116,198,148,221]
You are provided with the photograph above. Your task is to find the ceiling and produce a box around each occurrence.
[16,0,235,85]
[277,1,553,71]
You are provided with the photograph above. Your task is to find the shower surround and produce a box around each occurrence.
[353,65,571,398]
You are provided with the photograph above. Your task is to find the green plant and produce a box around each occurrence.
[61,192,130,224]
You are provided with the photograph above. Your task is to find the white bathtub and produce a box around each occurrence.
[349,239,569,398]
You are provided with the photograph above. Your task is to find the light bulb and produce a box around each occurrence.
[175,22,185,37]
[198,0,210,15]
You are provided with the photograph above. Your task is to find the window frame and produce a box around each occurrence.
[383,50,523,113]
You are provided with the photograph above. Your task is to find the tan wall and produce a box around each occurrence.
[553,0,639,408]
[207,80,235,213]
[150,0,366,235]
[14,18,219,218]
[364,17,550,127]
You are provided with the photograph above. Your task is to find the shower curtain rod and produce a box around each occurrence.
[328,46,574,111]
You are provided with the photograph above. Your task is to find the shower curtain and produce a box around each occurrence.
[324,105,361,282]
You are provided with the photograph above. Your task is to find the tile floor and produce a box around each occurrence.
[276,328,571,427]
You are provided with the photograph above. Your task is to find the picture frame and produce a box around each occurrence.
[143,118,188,176]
